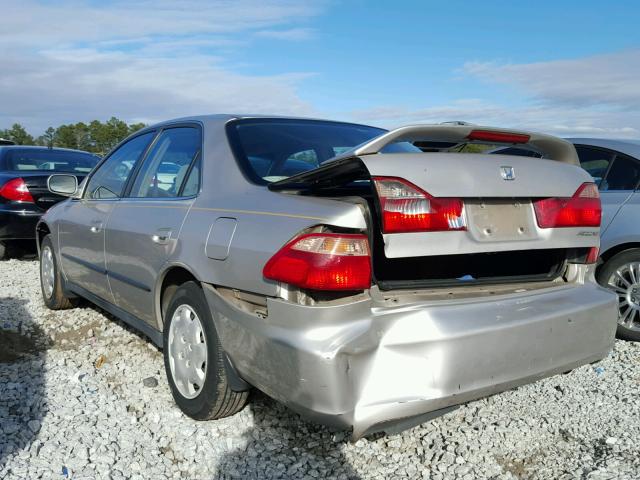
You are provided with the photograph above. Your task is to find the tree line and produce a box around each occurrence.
[0,117,146,156]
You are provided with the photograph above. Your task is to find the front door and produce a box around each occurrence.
[59,131,157,301]
[58,199,115,300]
[105,125,201,326]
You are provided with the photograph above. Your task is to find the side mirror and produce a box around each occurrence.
[47,174,78,197]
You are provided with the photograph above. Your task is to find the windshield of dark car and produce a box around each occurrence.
[3,149,100,173]
[227,119,420,184]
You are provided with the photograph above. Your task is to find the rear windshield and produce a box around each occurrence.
[3,149,100,173]
[227,119,419,184]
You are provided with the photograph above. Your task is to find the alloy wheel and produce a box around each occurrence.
[607,261,640,332]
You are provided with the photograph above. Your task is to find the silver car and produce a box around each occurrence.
[37,116,616,438]
[496,139,640,342]
[568,139,640,341]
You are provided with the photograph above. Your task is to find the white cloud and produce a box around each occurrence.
[350,99,640,138]
[463,50,640,109]
[350,50,640,139]
[254,28,316,40]
[0,0,324,133]
[0,0,324,47]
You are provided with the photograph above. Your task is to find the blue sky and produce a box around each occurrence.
[1,0,639,137]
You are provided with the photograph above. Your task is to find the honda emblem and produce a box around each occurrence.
[500,166,515,181]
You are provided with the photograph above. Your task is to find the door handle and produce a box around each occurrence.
[152,228,172,245]
[90,221,103,233]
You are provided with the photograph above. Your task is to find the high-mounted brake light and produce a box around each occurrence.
[467,130,530,144]
[0,178,34,203]
[263,233,371,291]
[373,177,465,233]
[533,183,601,228]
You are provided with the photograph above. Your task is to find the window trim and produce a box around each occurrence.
[122,122,203,201]
[80,129,158,201]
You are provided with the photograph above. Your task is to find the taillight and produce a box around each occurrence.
[533,183,601,228]
[263,233,371,291]
[585,247,599,264]
[373,176,465,233]
[0,178,34,203]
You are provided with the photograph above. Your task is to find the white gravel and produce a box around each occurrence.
[2,259,640,479]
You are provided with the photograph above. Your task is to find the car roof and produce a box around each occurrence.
[0,145,98,155]
[144,114,381,131]
[567,138,640,158]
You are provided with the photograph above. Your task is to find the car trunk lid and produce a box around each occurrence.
[269,125,599,288]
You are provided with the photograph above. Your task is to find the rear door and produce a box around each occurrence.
[58,132,156,301]
[104,125,201,325]
[575,145,640,232]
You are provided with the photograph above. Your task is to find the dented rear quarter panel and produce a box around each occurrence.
[176,117,368,296]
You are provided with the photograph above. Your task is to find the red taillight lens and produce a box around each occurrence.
[585,247,599,264]
[0,178,34,203]
[467,130,530,144]
[263,233,371,291]
[533,183,601,228]
[373,177,465,233]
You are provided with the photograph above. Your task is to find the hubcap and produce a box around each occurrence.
[41,246,55,299]
[607,261,640,331]
[168,304,207,399]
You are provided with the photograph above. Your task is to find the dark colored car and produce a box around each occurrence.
[0,146,100,259]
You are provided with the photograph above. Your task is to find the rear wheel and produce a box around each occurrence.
[0,242,6,260]
[598,248,640,341]
[40,235,75,310]
[163,281,248,419]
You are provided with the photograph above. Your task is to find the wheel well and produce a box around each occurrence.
[600,243,640,264]
[159,267,199,327]
[36,223,51,247]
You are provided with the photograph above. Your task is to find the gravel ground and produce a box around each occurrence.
[1,259,640,479]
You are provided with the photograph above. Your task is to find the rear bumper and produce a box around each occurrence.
[0,207,41,240]
[204,278,617,438]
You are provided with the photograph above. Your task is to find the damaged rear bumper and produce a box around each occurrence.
[204,278,617,439]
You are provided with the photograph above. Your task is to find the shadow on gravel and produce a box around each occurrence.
[2,241,38,261]
[215,392,361,480]
[0,297,49,469]
[81,301,160,348]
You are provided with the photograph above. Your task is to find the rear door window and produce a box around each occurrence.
[574,145,615,187]
[601,153,640,191]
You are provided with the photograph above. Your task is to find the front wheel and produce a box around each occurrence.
[597,248,640,341]
[40,235,76,310]
[163,281,248,419]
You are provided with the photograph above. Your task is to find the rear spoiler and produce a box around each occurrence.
[352,124,580,165]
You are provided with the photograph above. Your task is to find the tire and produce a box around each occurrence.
[0,242,6,260]
[163,281,248,420]
[39,235,75,310]
[597,248,640,341]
